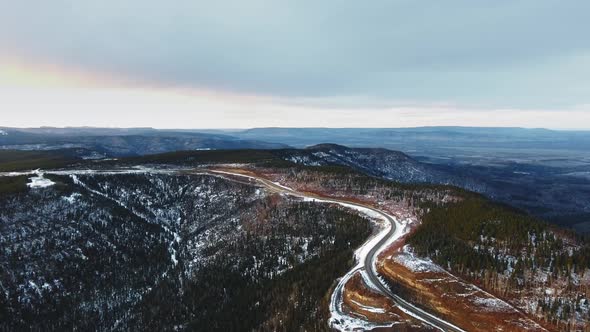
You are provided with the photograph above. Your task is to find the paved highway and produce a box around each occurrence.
[205,169,464,332]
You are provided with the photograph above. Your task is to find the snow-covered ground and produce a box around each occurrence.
[27,171,55,188]
[393,246,445,274]
[70,174,181,267]
[62,192,82,204]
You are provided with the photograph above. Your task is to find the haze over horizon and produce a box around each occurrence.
[2,125,589,132]
[1,1,590,129]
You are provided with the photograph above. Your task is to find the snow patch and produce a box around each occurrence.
[62,192,81,203]
[393,246,445,274]
[270,180,295,191]
[27,171,55,188]
[350,299,387,314]
[472,297,514,313]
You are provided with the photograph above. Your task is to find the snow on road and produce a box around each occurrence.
[204,170,404,330]
[206,170,425,331]
[325,201,402,331]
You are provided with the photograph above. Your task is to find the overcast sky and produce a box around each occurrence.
[1,0,589,128]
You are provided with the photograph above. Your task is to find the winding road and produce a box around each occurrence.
[2,167,462,331]
[205,169,464,332]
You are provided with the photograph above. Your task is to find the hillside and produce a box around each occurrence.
[202,128,590,230]
[232,164,590,330]
[277,143,484,190]
[2,142,588,231]
[1,148,590,331]
[0,170,371,331]
[405,196,590,329]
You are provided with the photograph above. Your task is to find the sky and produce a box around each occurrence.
[1,0,589,129]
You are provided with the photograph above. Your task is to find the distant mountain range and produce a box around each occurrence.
[0,127,289,156]
[5,126,589,158]
[203,126,590,152]
[202,127,590,173]
[275,143,590,231]
[1,126,589,231]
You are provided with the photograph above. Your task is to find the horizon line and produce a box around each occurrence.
[2,125,590,131]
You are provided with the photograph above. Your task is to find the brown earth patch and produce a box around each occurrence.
[378,252,549,332]
[343,272,437,331]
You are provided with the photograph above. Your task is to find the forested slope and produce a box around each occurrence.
[408,195,590,329]
[0,172,370,331]
[2,147,590,330]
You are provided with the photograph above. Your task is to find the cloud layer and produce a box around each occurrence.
[1,1,589,127]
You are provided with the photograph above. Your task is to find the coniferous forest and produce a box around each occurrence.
[408,196,590,326]
[2,149,590,330]
[0,172,370,331]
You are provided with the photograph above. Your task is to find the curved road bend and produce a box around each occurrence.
[204,169,464,332]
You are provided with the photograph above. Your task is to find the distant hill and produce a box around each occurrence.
[218,126,590,152]
[274,143,484,191]
[1,127,589,232]
[0,127,289,157]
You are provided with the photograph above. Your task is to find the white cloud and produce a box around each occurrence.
[0,0,589,108]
